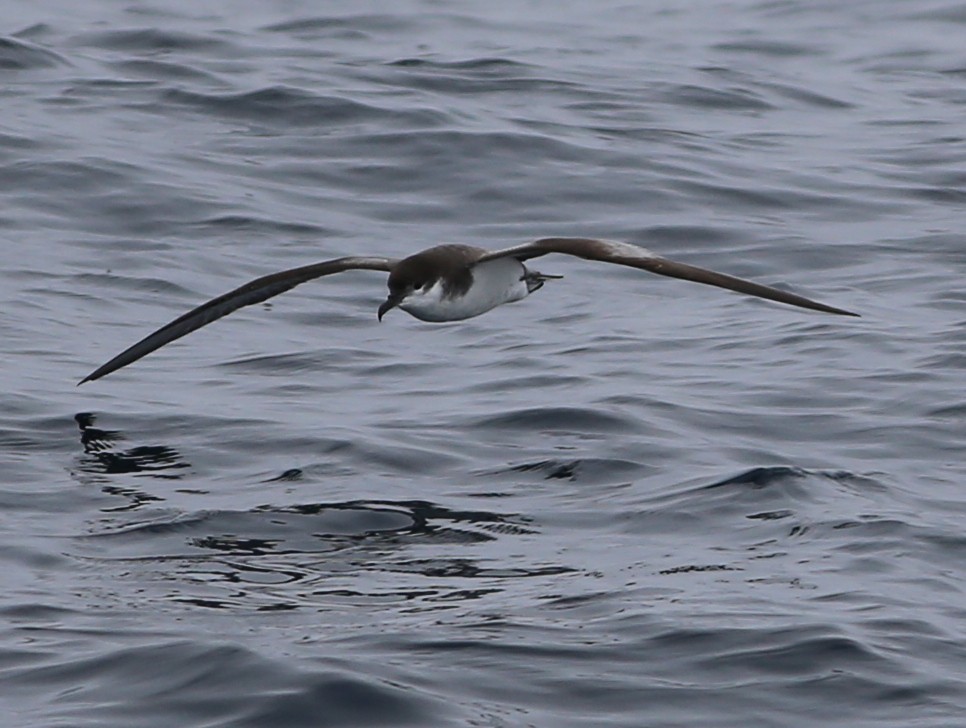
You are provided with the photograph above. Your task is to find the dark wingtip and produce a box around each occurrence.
[827,306,861,317]
[78,366,106,385]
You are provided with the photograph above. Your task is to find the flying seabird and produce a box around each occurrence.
[80,237,858,384]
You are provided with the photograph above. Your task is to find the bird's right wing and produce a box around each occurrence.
[80,256,396,384]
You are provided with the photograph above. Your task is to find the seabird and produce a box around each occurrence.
[80,237,858,384]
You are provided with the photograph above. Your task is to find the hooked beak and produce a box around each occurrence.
[378,295,402,321]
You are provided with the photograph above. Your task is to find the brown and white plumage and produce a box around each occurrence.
[80,237,857,384]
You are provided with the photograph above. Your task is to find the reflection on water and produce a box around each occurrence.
[75,412,190,477]
[72,413,572,612]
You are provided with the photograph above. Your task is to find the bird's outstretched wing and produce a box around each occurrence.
[478,237,859,317]
[80,256,396,384]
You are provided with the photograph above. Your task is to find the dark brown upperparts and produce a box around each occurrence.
[387,244,487,299]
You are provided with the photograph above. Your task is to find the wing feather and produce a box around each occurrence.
[478,237,858,317]
[80,256,395,384]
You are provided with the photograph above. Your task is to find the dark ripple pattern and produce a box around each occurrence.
[1,1,965,727]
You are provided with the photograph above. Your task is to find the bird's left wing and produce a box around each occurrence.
[80,256,396,384]
[477,237,859,317]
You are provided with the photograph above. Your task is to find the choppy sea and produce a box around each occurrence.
[2,1,965,726]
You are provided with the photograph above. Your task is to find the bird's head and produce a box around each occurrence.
[378,264,430,321]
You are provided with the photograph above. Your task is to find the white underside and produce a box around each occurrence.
[400,258,530,322]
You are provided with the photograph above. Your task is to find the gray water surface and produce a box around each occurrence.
[2,1,965,726]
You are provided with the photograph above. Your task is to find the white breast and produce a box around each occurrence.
[400,258,530,322]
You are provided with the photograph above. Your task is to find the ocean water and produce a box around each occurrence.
[2,0,964,726]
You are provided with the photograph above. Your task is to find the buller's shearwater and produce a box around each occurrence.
[80,237,858,384]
